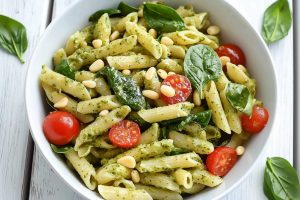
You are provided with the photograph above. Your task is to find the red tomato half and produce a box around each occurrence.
[109,120,141,148]
[206,146,238,176]
[161,74,192,104]
[216,44,246,68]
[43,111,80,145]
[241,106,269,134]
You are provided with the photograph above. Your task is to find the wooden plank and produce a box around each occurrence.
[0,0,51,200]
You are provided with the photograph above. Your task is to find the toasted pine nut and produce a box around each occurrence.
[142,90,160,100]
[117,156,136,168]
[168,72,176,76]
[238,64,247,73]
[110,31,120,41]
[92,39,102,49]
[236,146,245,156]
[161,36,174,46]
[54,97,68,108]
[157,69,168,79]
[207,25,220,35]
[131,170,140,183]
[160,85,175,97]
[99,110,109,116]
[89,59,104,72]
[220,56,230,66]
[148,29,157,38]
[82,80,96,88]
[193,90,201,106]
[145,67,156,80]
[122,69,131,75]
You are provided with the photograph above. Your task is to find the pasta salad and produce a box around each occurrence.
[40,2,269,200]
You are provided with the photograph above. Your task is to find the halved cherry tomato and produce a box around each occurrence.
[241,106,269,134]
[43,111,80,145]
[216,44,246,68]
[161,74,192,105]
[109,120,141,148]
[206,146,237,176]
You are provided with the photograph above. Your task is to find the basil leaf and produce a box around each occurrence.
[143,3,185,33]
[103,66,147,110]
[118,1,138,15]
[262,0,292,43]
[184,44,222,97]
[225,83,254,115]
[263,157,300,200]
[160,127,169,140]
[168,147,190,156]
[89,9,121,22]
[0,15,28,63]
[177,110,212,131]
[50,144,73,154]
[55,59,75,80]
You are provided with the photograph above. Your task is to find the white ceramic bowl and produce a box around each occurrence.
[25,0,277,199]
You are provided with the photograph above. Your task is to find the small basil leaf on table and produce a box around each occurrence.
[143,3,185,33]
[264,157,300,200]
[103,66,147,111]
[89,9,121,22]
[55,59,75,80]
[50,144,73,154]
[184,44,222,97]
[262,0,292,43]
[225,82,254,116]
[118,1,138,15]
[0,15,28,63]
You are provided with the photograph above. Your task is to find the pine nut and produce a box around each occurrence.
[82,80,96,88]
[117,156,136,168]
[99,110,109,116]
[54,97,68,108]
[122,69,131,75]
[148,29,157,38]
[236,146,245,156]
[157,69,168,79]
[161,36,174,46]
[168,72,176,76]
[89,59,104,72]
[131,170,140,183]
[207,25,220,35]
[160,85,175,97]
[238,64,247,73]
[110,31,120,41]
[92,39,102,49]
[145,67,156,80]
[193,90,201,106]
[142,90,160,100]
[220,56,230,66]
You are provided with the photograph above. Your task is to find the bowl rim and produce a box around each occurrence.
[25,0,278,199]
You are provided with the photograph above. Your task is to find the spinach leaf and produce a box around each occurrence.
[55,59,75,80]
[0,15,28,63]
[103,66,146,110]
[184,44,222,97]
[118,1,138,15]
[264,157,300,200]
[143,3,185,33]
[262,0,292,43]
[50,144,73,154]
[225,82,254,116]
[89,9,121,22]
[177,110,212,131]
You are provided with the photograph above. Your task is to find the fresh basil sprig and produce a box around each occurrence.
[143,3,185,33]
[262,0,292,43]
[55,59,75,80]
[50,144,73,154]
[264,157,300,200]
[0,15,28,63]
[118,1,138,15]
[225,83,254,116]
[89,9,121,22]
[184,44,222,97]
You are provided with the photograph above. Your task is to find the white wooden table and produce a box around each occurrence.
[0,0,294,199]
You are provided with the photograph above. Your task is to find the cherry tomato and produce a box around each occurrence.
[241,106,269,134]
[43,111,80,145]
[216,44,246,68]
[206,146,237,176]
[161,74,192,105]
[109,120,141,148]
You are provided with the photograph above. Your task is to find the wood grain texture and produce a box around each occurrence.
[28,0,294,200]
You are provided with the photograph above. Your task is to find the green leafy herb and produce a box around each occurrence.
[103,66,147,110]
[168,147,190,156]
[50,144,73,154]
[0,15,28,63]
[160,127,169,139]
[264,157,300,200]
[89,9,121,22]
[127,112,150,130]
[225,83,254,116]
[177,110,212,131]
[118,1,138,15]
[262,0,292,43]
[184,44,222,97]
[143,3,185,33]
[55,59,75,80]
